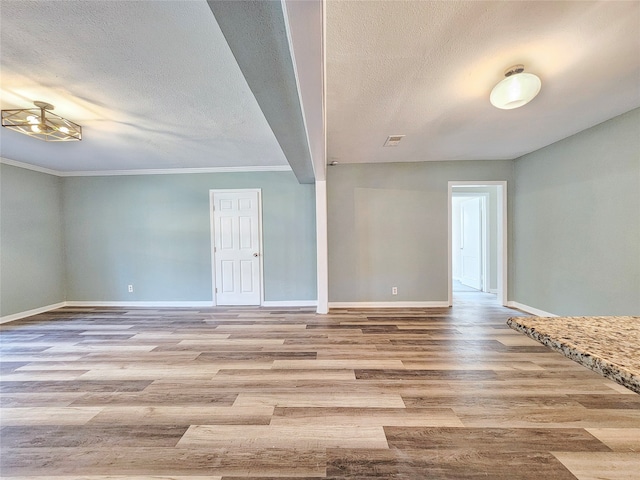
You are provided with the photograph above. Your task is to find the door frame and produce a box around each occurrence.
[448,181,508,306]
[209,188,264,307]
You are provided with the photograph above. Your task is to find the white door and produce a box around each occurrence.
[460,197,483,290]
[212,190,262,305]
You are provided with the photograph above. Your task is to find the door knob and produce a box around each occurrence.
[253,253,259,257]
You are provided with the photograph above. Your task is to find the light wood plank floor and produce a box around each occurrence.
[1,292,638,479]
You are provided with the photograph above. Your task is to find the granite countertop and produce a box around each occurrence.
[507,316,639,394]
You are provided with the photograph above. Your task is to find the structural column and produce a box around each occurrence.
[315,180,328,314]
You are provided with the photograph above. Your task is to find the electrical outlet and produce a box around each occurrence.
[128,284,134,293]
[392,286,398,295]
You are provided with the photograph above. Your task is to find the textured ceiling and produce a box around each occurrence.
[326,0,640,164]
[1,1,639,176]
[0,0,288,172]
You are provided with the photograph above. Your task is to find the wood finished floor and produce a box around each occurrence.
[1,292,639,479]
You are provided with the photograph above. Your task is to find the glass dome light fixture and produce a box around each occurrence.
[1,101,82,141]
[490,65,541,110]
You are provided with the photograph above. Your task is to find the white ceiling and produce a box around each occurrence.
[1,1,639,177]
[0,0,288,173]
[326,0,640,164]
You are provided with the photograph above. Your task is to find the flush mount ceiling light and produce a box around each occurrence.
[490,65,541,110]
[1,101,82,141]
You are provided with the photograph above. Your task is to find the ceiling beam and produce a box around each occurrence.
[208,0,315,184]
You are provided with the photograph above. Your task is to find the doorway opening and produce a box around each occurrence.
[448,182,507,306]
[453,193,488,292]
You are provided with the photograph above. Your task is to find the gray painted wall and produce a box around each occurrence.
[513,108,640,316]
[0,164,65,316]
[327,161,513,302]
[4,109,637,316]
[63,171,317,302]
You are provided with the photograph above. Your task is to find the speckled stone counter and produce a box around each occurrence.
[507,316,639,394]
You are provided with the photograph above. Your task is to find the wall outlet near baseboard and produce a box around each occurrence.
[128,285,134,293]
[392,287,398,295]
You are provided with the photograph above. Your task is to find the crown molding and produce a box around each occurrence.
[0,157,61,176]
[0,157,292,177]
[64,165,292,177]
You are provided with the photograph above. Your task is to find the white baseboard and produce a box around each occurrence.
[0,302,66,324]
[262,300,317,307]
[69,300,317,308]
[0,300,322,323]
[507,301,557,317]
[488,288,498,294]
[65,301,214,308]
[329,301,450,309]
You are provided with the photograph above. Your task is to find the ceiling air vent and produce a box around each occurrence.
[384,135,405,147]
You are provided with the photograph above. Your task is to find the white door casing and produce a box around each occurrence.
[210,190,262,306]
[447,181,508,307]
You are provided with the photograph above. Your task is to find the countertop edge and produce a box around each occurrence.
[507,317,639,395]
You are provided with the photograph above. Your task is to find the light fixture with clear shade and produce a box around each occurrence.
[1,101,82,141]
[490,65,541,110]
